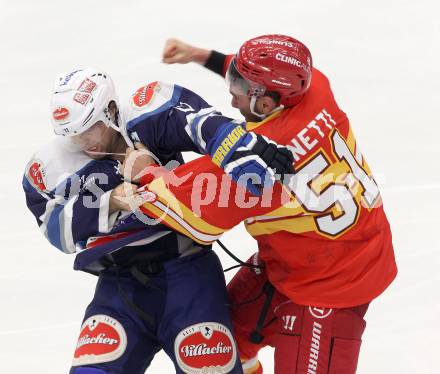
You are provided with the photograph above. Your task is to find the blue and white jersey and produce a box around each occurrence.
[23,137,122,253]
[23,82,236,272]
[121,81,230,157]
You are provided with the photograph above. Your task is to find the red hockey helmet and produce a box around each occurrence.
[233,34,312,107]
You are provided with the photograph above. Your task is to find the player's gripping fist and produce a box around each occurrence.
[162,38,211,65]
[109,182,143,214]
[119,143,156,184]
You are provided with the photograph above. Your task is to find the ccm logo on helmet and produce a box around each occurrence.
[275,53,310,73]
[174,322,237,374]
[53,107,69,121]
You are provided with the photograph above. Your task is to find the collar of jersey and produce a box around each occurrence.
[245,109,283,131]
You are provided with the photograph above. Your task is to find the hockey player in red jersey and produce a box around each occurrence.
[125,34,398,373]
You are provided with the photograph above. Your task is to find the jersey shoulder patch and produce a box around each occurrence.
[26,158,48,192]
[123,81,182,131]
[131,81,160,109]
[25,137,92,193]
[130,81,177,111]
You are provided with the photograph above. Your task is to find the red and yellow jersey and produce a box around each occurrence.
[139,68,397,308]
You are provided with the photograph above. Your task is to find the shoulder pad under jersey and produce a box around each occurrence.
[24,137,93,194]
[122,81,182,132]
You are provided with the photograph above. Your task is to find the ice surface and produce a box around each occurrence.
[1,0,439,372]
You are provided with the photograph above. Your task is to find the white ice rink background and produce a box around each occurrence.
[1,0,439,372]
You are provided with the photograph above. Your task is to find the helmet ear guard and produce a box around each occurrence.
[249,94,284,120]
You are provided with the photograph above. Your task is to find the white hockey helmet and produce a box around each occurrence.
[50,68,119,136]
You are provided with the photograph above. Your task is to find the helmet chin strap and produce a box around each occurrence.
[249,95,284,120]
[102,108,134,146]
[107,120,120,132]
[108,109,134,148]
[101,107,134,149]
[103,107,121,133]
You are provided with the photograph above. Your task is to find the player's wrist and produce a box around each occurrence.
[192,47,211,65]
[204,50,227,76]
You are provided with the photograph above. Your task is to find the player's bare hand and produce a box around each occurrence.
[119,143,157,183]
[109,182,144,213]
[162,38,210,65]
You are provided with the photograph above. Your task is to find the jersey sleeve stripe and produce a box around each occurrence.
[148,200,223,244]
[60,196,77,253]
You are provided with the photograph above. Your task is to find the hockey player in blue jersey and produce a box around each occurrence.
[23,68,293,373]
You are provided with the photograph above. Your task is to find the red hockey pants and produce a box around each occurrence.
[227,254,369,374]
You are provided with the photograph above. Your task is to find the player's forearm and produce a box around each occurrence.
[108,182,144,214]
[190,46,211,65]
[162,39,230,76]
[204,52,235,77]
[185,110,294,195]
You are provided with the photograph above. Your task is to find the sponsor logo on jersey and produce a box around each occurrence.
[132,81,159,109]
[73,92,91,105]
[52,107,70,121]
[71,314,127,366]
[174,322,236,374]
[27,159,47,191]
[77,78,97,94]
